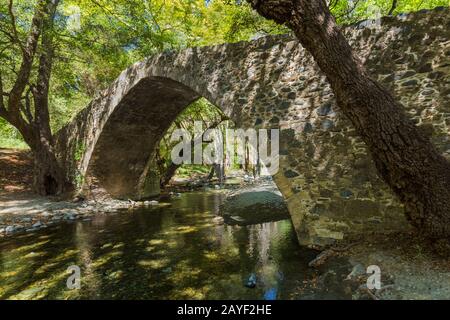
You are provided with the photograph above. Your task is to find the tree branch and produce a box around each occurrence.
[8,0,47,119]
[0,74,7,119]
[8,0,25,53]
[0,26,16,43]
[388,0,398,16]
[22,86,34,124]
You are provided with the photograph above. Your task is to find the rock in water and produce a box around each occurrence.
[5,226,15,233]
[245,273,257,288]
[32,221,43,228]
[220,180,289,226]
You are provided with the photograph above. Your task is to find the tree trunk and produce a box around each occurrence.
[32,144,67,195]
[249,0,450,239]
[206,166,215,181]
[388,0,398,16]
[160,162,180,188]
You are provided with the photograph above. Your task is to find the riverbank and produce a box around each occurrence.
[312,232,450,300]
[0,190,174,237]
[0,149,236,238]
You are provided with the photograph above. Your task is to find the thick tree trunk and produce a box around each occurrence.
[249,0,450,239]
[32,142,68,195]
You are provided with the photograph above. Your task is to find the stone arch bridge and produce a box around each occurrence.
[56,8,450,246]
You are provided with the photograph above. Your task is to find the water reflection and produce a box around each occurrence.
[0,191,349,300]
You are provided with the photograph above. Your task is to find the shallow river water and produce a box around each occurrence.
[0,191,351,299]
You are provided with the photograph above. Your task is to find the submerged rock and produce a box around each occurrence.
[245,273,257,288]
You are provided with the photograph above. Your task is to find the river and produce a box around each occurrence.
[0,191,351,299]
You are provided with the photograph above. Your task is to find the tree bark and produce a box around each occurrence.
[160,162,180,188]
[249,0,450,239]
[32,140,68,195]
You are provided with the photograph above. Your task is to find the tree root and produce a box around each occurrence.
[308,241,361,268]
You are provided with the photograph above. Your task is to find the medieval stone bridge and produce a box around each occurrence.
[56,8,450,246]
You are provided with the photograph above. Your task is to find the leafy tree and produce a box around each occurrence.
[329,0,449,24]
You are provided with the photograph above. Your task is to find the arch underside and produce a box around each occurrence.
[87,77,200,199]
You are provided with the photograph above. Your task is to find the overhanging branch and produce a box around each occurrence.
[8,0,47,117]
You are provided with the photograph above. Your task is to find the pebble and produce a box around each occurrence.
[64,214,77,221]
[5,226,16,233]
[212,216,224,224]
[346,263,366,279]
[32,221,43,228]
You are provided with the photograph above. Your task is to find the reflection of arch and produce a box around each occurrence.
[55,9,449,246]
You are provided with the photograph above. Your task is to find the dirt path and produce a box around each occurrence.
[0,148,33,195]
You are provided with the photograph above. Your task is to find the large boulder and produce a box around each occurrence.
[220,180,289,225]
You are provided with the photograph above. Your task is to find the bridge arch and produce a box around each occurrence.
[56,8,450,246]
